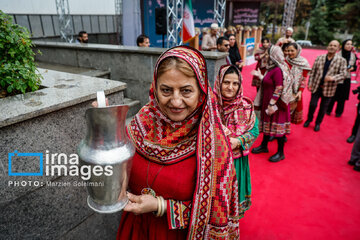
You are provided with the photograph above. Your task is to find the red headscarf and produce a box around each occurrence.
[214,65,256,157]
[127,46,240,239]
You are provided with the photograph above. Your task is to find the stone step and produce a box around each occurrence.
[80,69,111,79]
[36,61,110,79]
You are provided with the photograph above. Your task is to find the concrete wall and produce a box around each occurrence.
[6,14,119,43]
[33,42,228,107]
[0,94,124,240]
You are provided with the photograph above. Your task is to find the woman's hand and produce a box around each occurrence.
[124,192,158,215]
[295,91,302,101]
[236,61,244,68]
[229,137,240,150]
[266,105,276,116]
[91,98,109,107]
[251,68,263,80]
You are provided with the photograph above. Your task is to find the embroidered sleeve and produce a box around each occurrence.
[272,85,283,101]
[167,199,192,229]
[237,117,259,152]
[271,68,284,102]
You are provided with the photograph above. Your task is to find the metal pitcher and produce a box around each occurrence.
[77,91,135,214]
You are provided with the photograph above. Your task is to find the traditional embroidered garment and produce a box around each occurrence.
[286,43,311,124]
[254,46,292,136]
[254,45,294,108]
[214,65,257,157]
[214,65,259,218]
[259,67,291,136]
[120,46,240,240]
[287,44,311,94]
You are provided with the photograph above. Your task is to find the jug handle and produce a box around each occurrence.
[97,91,106,107]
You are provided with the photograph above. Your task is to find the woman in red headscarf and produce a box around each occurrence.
[214,65,259,218]
[251,45,293,162]
[116,46,240,239]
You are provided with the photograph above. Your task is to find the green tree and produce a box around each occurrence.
[259,1,284,38]
[0,11,42,96]
[325,0,346,31]
[341,0,360,45]
[308,2,333,45]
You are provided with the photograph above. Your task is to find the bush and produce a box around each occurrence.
[0,11,42,96]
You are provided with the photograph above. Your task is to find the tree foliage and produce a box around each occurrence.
[259,1,284,36]
[340,0,360,44]
[0,10,42,96]
[294,0,312,26]
[294,0,360,46]
[308,3,334,45]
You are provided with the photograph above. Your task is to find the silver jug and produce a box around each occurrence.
[77,93,135,214]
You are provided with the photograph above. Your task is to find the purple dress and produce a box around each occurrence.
[259,67,291,137]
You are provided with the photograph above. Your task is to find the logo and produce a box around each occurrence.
[8,150,113,180]
[8,150,43,176]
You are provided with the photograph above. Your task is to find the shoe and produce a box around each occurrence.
[251,145,269,154]
[269,152,285,162]
[314,124,320,132]
[269,136,275,141]
[303,120,311,128]
[335,113,341,117]
[348,159,357,166]
[354,161,360,171]
[347,135,356,143]
[326,111,331,116]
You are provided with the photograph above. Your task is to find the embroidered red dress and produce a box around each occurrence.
[259,67,291,136]
[116,46,240,240]
[287,61,310,123]
[285,44,311,124]
[117,152,196,239]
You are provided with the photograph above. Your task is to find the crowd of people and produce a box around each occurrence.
[91,26,359,239]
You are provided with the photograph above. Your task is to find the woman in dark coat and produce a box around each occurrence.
[228,34,244,71]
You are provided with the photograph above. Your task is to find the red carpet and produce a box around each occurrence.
[240,49,360,240]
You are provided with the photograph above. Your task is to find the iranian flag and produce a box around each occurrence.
[182,0,195,43]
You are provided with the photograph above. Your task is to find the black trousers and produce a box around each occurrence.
[351,102,360,136]
[327,79,351,116]
[307,88,332,125]
[327,97,345,115]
